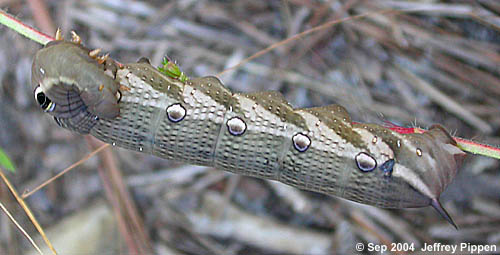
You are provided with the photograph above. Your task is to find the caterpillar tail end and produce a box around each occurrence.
[431,198,458,230]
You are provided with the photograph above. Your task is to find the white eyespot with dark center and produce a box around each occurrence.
[355,152,377,172]
[292,133,311,152]
[34,86,55,112]
[227,117,246,136]
[166,103,186,123]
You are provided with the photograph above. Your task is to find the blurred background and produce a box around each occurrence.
[0,0,499,254]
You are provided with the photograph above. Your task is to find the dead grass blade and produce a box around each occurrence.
[86,137,152,254]
[218,8,403,76]
[22,143,110,199]
[0,169,56,254]
[0,200,43,255]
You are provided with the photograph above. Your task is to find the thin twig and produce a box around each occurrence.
[87,137,152,254]
[0,200,43,255]
[0,169,57,254]
[95,158,140,255]
[218,9,403,76]
[22,143,110,199]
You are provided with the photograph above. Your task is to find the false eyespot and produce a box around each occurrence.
[166,103,186,123]
[227,117,246,136]
[355,152,377,172]
[34,86,55,112]
[293,133,311,152]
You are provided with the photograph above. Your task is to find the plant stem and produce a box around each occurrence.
[0,9,53,45]
[454,137,500,160]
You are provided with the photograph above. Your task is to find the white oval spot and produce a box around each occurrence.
[293,133,311,152]
[166,103,186,123]
[355,152,377,172]
[227,117,246,136]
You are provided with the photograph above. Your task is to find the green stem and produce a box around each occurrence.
[454,137,500,160]
[0,9,53,45]
[413,127,500,160]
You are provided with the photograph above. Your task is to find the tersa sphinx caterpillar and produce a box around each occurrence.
[31,40,466,228]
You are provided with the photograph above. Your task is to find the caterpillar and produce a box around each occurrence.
[31,39,466,228]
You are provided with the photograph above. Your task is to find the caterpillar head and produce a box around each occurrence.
[31,40,121,134]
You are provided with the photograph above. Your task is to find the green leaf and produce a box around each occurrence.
[0,148,16,173]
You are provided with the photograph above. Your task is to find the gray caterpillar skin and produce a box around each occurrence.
[32,41,466,226]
